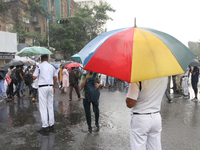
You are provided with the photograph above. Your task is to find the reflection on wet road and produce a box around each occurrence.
[0,82,200,149]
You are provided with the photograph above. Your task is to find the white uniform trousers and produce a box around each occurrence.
[38,86,54,128]
[130,113,162,150]
[182,77,189,96]
[100,78,106,86]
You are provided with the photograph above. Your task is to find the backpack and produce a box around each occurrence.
[10,69,17,84]
[84,73,100,102]
[24,74,32,85]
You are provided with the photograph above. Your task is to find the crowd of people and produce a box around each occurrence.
[1,55,200,150]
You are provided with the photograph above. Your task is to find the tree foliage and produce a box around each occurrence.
[50,1,115,56]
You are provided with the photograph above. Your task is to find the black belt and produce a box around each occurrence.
[39,85,53,88]
[133,111,160,115]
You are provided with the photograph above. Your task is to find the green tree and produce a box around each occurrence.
[50,1,115,57]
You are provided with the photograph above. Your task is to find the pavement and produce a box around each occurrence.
[0,81,200,150]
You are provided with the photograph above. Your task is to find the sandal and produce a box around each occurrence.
[6,98,12,102]
[32,98,37,102]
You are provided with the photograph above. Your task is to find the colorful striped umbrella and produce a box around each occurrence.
[78,27,196,83]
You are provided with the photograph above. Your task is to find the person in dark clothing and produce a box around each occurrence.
[69,67,82,101]
[24,66,33,97]
[12,66,25,99]
[6,66,14,101]
[191,66,199,101]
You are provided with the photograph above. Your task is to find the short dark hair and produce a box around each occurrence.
[41,54,48,61]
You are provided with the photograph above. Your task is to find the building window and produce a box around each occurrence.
[34,27,41,33]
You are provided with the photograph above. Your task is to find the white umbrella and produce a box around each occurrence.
[14,55,36,66]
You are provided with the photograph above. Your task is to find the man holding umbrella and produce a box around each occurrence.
[126,77,168,150]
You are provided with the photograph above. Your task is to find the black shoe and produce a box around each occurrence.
[37,127,49,133]
[49,125,54,131]
[88,127,92,133]
[168,99,173,103]
[93,127,100,132]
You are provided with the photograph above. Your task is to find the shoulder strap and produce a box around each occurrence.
[139,81,142,91]
[92,73,97,79]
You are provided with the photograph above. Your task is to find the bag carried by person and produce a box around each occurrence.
[24,74,32,85]
[5,75,12,84]
[84,73,100,102]
[10,69,17,84]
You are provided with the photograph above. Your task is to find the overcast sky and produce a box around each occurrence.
[106,0,200,47]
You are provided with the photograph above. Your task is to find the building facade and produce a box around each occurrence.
[0,0,78,64]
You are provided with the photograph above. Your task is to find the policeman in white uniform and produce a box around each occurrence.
[33,55,57,132]
[126,77,168,150]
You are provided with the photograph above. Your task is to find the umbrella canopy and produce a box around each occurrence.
[0,64,9,79]
[53,63,61,68]
[15,56,36,66]
[71,54,82,62]
[64,62,83,68]
[79,27,196,83]
[189,59,200,66]
[7,60,24,67]
[60,61,74,67]
[16,46,52,57]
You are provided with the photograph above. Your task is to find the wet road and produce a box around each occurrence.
[0,81,200,150]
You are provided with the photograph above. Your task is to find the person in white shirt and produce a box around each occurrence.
[100,74,107,88]
[33,55,57,133]
[126,77,168,150]
[181,66,190,98]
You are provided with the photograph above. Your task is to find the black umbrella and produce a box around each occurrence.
[60,61,73,67]
[7,60,24,67]
[189,59,200,66]
[0,65,9,79]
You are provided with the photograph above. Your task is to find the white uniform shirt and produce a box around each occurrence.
[126,77,168,113]
[100,74,107,79]
[33,61,57,86]
[182,67,190,77]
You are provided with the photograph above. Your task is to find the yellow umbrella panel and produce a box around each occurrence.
[131,28,186,82]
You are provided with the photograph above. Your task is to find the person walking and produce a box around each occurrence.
[12,66,25,99]
[108,76,115,87]
[31,65,38,102]
[19,65,25,97]
[33,55,57,133]
[24,66,33,97]
[190,66,199,101]
[181,66,190,99]
[59,66,63,93]
[81,71,100,133]
[6,66,14,101]
[62,67,69,93]
[69,67,82,101]
[126,77,168,150]
[100,74,107,88]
